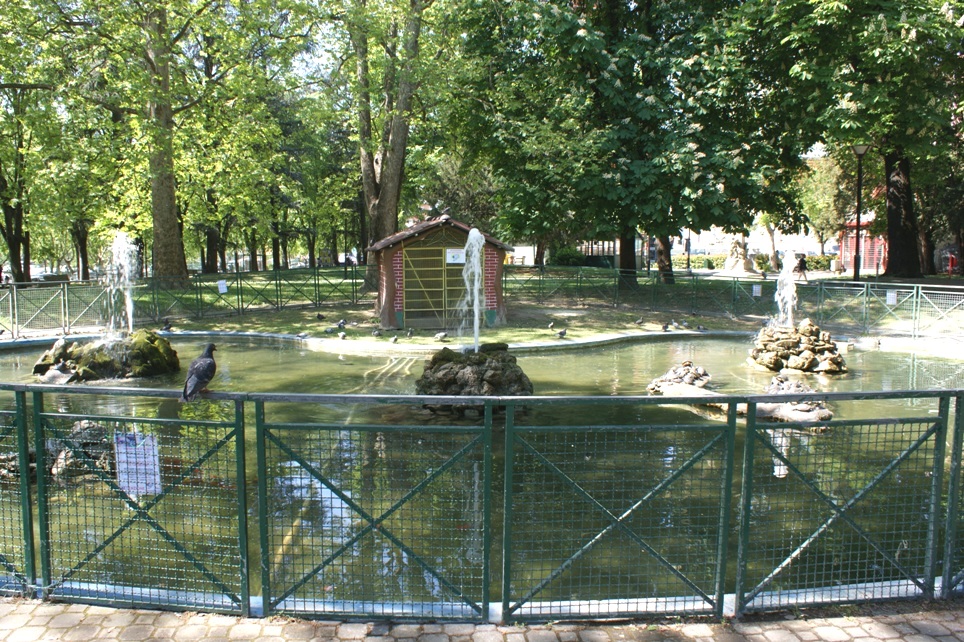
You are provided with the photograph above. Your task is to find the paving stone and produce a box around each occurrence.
[762,629,802,642]
[506,633,526,642]
[120,624,162,640]
[4,626,45,642]
[419,633,449,642]
[811,627,850,642]
[62,627,105,642]
[913,620,952,636]
[473,630,504,642]
[445,624,477,636]
[389,625,421,638]
[282,621,320,639]
[337,623,371,639]
[576,631,611,642]
[680,624,715,638]
[423,624,444,633]
[228,622,265,639]
[0,614,30,630]
[173,624,212,640]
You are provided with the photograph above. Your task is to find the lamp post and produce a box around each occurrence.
[851,144,871,281]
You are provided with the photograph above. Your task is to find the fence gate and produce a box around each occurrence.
[255,399,491,620]
[32,394,250,614]
[736,398,948,613]
[0,392,32,596]
[502,400,736,621]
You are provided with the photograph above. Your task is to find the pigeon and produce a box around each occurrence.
[316,313,326,321]
[407,328,415,338]
[661,323,670,332]
[349,321,359,327]
[555,328,567,339]
[372,329,382,337]
[324,327,335,334]
[338,331,346,340]
[671,319,681,329]
[434,331,448,342]
[548,321,555,330]
[337,319,347,328]
[697,324,707,331]
[681,320,690,328]
[160,319,172,332]
[0,329,6,336]
[633,317,644,325]
[391,335,398,344]
[180,343,217,403]
[296,331,309,339]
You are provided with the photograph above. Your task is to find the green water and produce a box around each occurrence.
[0,336,960,613]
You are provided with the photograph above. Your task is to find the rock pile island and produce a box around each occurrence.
[415,344,533,414]
[33,330,180,383]
[749,318,847,374]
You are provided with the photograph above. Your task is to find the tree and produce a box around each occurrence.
[451,0,808,283]
[340,0,441,284]
[796,156,850,255]
[735,0,963,277]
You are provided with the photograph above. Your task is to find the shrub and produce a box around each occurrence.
[754,254,771,272]
[548,246,586,266]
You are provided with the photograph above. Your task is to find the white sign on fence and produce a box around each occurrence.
[752,284,762,298]
[886,290,898,306]
[114,433,162,497]
[446,248,466,264]
[217,279,228,294]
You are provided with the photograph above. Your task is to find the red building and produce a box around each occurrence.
[838,214,887,276]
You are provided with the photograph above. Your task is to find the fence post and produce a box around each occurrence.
[734,401,758,615]
[943,394,964,598]
[61,282,69,335]
[254,400,271,614]
[912,285,922,340]
[501,403,517,620]
[230,399,251,616]
[14,390,35,595]
[923,395,950,598]
[31,390,51,597]
[11,285,19,339]
[482,401,493,620]
[714,402,738,617]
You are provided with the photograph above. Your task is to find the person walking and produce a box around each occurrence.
[794,254,808,282]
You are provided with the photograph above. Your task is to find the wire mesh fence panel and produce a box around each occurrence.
[737,402,947,614]
[943,396,964,598]
[914,288,964,338]
[150,278,201,320]
[0,289,13,336]
[35,401,248,613]
[0,399,30,597]
[502,400,735,621]
[238,272,279,313]
[64,282,110,332]
[316,268,358,305]
[812,284,869,334]
[503,267,547,303]
[194,275,242,318]
[276,269,317,309]
[729,279,778,319]
[256,398,491,620]
[13,285,65,335]
[865,286,918,337]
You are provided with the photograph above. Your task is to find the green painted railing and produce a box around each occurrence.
[0,268,961,341]
[1,384,964,621]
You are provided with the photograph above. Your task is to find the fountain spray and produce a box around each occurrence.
[106,232,138,337]
[460,228,485,353]
[773,252,797,328]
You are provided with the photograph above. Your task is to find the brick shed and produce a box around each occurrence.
[366,215,513,329]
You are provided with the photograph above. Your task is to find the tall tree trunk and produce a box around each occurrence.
[70,220,91,281]
[204,228,219,273]
[247,230,259,272]
[145,8,189,282]
[918,226,936,275]
[618,231,637,288]
[0,91,30,283]
[656,235,674,284]
[352,0,430,293]
[882,150,921,277]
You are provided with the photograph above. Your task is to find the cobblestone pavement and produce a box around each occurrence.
[2,598,964,641]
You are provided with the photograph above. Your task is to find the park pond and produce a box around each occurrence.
[0,334,960,613]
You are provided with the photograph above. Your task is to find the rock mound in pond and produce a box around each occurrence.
[415,344,533,413]
[646,360,712,394]
[33,329,180,383]
[749,318,847,374]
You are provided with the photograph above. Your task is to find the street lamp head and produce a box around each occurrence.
[851,144,871,158]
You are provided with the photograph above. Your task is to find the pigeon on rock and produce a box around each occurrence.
[180,343,217,403]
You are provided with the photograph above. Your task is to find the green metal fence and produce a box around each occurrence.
[501,398,735,620]
[736,394,950,612]
[1,384,964,620]
[254,395,492,620]
[0,268,961,340]
[31,389,250,614]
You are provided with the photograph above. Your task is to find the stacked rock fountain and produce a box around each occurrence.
[748,255,847,374]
